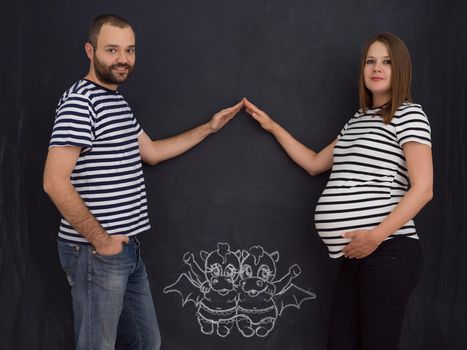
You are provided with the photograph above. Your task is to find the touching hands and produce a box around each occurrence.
[243,98,276,132]
[208,98,277,133]
[342,230,381,259]
[209,100,244,132]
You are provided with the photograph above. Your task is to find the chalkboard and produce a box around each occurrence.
[1,0,466,349]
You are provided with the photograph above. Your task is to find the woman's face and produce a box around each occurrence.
[364,41,392,106]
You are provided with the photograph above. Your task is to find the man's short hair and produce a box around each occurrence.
[88,14,133,48]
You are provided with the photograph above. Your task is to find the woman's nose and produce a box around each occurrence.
[373,61,382,72]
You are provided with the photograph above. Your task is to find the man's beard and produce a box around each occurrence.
[93,54,133,86]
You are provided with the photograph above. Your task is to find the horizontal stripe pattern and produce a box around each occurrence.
[49,79,150,243]
[315,103,431,258]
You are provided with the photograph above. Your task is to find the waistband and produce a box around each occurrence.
[57,234,139,245]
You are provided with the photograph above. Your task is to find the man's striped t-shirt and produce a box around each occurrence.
[49,79,150,243]
[314,103,431,258]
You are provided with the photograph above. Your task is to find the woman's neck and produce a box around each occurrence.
[372,94,390,108]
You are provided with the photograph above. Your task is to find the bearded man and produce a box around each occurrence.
[43,14,243,350]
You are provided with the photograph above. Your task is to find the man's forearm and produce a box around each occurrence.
[45,179,110,248]
[140,101,243,165]
[153,122,213,158]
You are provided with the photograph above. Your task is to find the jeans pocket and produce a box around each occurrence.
[57,240,81,286]
[93,243,127,260]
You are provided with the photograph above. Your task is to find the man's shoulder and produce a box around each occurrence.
[59,79,95,104]
[60,79,120,111]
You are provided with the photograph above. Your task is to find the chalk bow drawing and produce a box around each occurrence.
[164,242,316,337]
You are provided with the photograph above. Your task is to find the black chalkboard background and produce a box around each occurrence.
[1,0,466,349]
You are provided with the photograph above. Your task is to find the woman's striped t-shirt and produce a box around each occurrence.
[314,103,431,258]
[49,79,150,243]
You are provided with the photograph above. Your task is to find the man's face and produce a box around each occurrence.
[91,24,136,86]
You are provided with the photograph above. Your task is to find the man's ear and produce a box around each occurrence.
[84,42,94,60]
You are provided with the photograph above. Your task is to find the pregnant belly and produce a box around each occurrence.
[314,188,397,238]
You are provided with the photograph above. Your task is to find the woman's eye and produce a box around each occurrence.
[384,59,392,64]
[366,59,375,64]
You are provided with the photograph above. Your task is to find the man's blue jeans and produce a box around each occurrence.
[57,236,161,350]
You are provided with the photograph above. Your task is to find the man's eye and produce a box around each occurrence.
[127,48,135,54]
[107,49,116,54]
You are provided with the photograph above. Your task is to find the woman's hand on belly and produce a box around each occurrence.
[342,230,381,259]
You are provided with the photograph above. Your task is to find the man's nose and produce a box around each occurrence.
[116,50,128,64]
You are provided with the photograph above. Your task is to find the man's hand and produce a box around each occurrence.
[94,234,129,256]
[208,100,244,132]
[342,230,381,259]
[139,99,244,165]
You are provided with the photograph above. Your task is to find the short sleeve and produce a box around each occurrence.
[394,105,431,147]
[132,114,143,137]
[337,112,359,139]
[49,93,93,149]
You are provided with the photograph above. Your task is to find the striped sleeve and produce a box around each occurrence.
[337,112,359,139]
[337,120,350,139]
[395,105,431,147]
[132,114,143,137]
[49,93,93,148]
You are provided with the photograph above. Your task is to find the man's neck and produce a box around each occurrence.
[84,71,118,91]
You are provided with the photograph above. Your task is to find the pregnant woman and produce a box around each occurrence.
[244,32,433,350]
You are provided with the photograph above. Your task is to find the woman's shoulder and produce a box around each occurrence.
[395,101,425,115]
[392,102,430,126]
